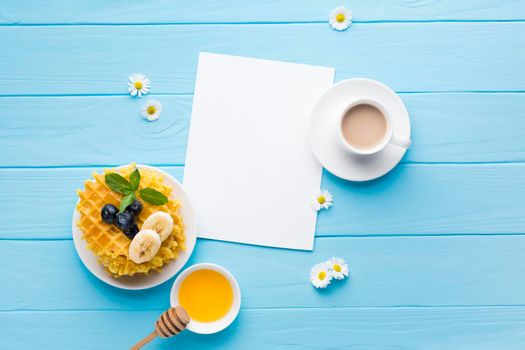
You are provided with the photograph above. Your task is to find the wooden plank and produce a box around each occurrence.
[1,236,525,311]
[1,164,523,239]
[0,167,183,239]
[1,93,525,167]
[318,163,525,235]
[0,96,192,167]
[3,307,525,349]
[1,1,524,24]
[405,93,525,163]
[0,23,523,95]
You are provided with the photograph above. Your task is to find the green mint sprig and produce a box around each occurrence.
[105,168,168,212]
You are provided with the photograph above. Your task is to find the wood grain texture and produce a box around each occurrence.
[1,0,524,24]
[2,236,525,311]
[1,2,524,349]
[1,164,523,239]
[3,307,525,349]
[0,167,182,239]
[0,23,523,95]
[0,96,192,167]
[1,93,525,167]
[318,163,525,236]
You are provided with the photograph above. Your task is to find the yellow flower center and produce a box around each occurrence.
[336,13,346,23]
[147,106,156,115]
[333,264,341,272]
[134,81,143,89]
[317,196,326,204]
[318,271,326,280]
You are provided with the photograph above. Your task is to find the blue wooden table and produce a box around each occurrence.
[1,1,525,348]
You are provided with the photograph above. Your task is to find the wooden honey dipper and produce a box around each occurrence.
[131,306,191,350]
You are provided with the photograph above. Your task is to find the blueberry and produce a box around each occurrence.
[115,212,134,231]
[124,223,139,240]
[125,199,143,216]
[101,204,118,224]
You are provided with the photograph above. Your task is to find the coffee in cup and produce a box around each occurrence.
[338,99,411,155]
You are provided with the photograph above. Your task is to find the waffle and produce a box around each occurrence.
[76,164,185,277]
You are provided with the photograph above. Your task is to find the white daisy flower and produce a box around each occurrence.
[326,257,349,280]
[141,99,163,122]
[311,189,333,211]
[128,73,151,97]
[310,262,332,289]
[329,6,352,31]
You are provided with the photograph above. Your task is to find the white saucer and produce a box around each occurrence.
[309,78,411,181]
[72,164,197,290]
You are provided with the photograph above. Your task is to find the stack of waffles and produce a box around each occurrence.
[76,165,185,277]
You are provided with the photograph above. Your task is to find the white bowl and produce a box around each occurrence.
[170,263,241,334]
[72,164,197,290]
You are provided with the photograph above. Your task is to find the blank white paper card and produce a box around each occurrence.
[183,52,334,250]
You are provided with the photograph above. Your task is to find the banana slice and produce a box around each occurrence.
[128,229,161,264]
[141,211,174,242]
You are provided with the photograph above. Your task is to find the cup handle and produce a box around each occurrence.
[390,133,411,149]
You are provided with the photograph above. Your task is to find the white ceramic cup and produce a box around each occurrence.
[170,263,241,334]
[338,98,411,156]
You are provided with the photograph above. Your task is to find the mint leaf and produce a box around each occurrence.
[119,192,135,212]
[105,173,132,194]
[130,168,141,191]
[139,188,168,205]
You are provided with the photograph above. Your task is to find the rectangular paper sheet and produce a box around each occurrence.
[183,53,334,250]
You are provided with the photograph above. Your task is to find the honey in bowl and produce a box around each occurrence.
[178,269,234,322]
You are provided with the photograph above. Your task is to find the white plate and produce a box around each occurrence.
[170,263,241,334]
[309,78,411,181]
[72,164,197,290]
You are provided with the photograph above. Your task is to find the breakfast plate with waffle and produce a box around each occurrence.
[72,164,197,290]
